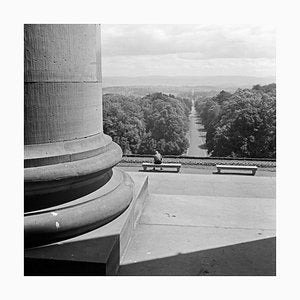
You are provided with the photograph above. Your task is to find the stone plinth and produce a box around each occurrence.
[25,172,148,276]
[24,24,134,248]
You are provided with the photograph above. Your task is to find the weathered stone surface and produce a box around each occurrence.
[130,172,276,198]
[24,24,101,84]
[119,172,276,276]
[24,24,102,145]
[24,24,134,248]
[25,169,134,248]
[25,173,148,275]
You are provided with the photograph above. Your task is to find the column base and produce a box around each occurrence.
[25,168,134,248]
[24,172,149,275]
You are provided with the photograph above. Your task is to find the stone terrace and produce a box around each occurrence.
[117,158,276,276]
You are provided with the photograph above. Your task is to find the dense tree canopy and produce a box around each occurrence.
[103,94,146,154]
[103,92,191,155]
[194,84,276,158]
[138,93,190,155]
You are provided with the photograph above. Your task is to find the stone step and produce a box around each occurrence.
[118,193,276,276]
[127,171,276,199]
[25,172,149,276]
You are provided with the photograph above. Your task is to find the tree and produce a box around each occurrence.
[103,94,146,154]
[139,93,189,155]
[195,84,276,158]
[103,92,191,155]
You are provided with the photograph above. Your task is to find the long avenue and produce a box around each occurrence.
[186,100,208,157]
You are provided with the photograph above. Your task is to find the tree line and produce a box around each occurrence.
[194,83,276,158]
[103,92,192,155]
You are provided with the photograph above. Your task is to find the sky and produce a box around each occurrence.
[101,24,276,77]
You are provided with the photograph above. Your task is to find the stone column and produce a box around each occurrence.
[24,24,133,248]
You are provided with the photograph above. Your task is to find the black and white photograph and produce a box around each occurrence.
[2,0,300,298]
[24,23,276,276]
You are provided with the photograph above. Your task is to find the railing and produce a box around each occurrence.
[123,154,276,162]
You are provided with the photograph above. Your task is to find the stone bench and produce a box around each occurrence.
[142,163,182,172]
[216,164,257,175]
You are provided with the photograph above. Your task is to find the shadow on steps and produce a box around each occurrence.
[118,237,276,276]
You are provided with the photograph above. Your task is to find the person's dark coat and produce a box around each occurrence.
[154,151,162,164]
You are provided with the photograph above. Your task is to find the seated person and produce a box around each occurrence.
[153,150,163,170]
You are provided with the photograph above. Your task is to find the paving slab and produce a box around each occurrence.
[119,224,275,276]
[127,172,275,199]
[120,171,276,275]
[141,194,275,230]
[212,182,276,199]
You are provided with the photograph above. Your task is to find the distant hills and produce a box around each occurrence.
[103,85,222,98]
[102,75,276,88]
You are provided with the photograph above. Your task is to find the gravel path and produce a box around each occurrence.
[186,102,208,157]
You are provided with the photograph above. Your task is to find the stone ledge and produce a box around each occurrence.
[119,190,275,276]
[24,171,149,275]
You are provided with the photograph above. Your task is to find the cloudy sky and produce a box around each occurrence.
[101,24,275,77]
